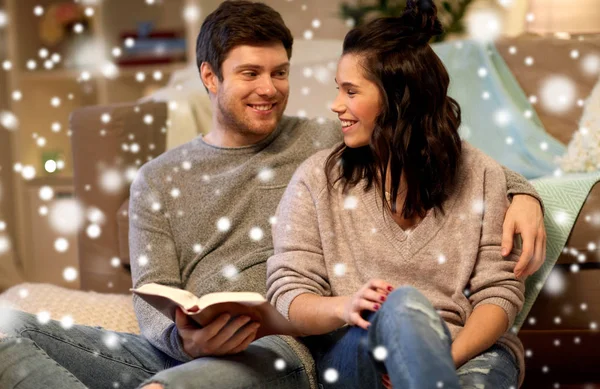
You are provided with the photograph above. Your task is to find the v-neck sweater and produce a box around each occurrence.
[266,142,526,385]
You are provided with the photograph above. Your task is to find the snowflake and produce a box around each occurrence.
[582,54,600,76]
[0,235,11,254]
[274,358,286,370]
[217,217,231,232]
[471,199,485,214]
[333,263,346,277]
[466,9,502,42]
[63,267,78,282]
[138,255,149,266]
[372,345,388,361]
[35,311,51,326]
[552,210,569,226]
[528,317,536,326]
[543,269,566,296]
[539,76,576,114]
[303,30,313,40]
[170,188,181,198]
[493,109,511,127]
[193,244,203,254]
[525,349,533,358]
[49,199,84,235]
[100,169,124,194]
[110,257,121,267]
[269,216,277,225]
[103,333,120,349]
[21,165,36,180]
[60,315,74,329]
[222,264,239,280]
[477,67,488,78]
[182,161,192,170]
[344,195,358,210]
[249,227,264,241]
[554,316,562,325]
[258,168,275,182]
[86,224,101,239]
[0,111,18,130]
[54,238,69,253]
[323,368,339,383]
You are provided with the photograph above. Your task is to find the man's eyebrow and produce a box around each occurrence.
[334,78,359,88]
[234,62,290,71]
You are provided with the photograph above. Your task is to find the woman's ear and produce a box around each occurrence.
[200,62,219,94]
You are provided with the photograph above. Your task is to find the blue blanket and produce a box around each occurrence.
[433,40,566,179]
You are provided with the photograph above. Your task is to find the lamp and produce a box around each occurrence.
[526,0,600,35]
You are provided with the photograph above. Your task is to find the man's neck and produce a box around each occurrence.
[203,126,270,148]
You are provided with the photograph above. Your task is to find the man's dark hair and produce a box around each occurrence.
[196,0,293,80]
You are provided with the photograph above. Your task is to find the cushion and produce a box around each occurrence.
[117,198,130,266]
[0,283,139,334]
[496,35,600,145]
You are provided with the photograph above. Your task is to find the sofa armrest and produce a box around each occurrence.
[70,102,167,293]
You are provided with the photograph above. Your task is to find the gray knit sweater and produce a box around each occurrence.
[129,116,538,387]
[266,143,527,386]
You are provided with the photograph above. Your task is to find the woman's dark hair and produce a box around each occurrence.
[325,0,462,219]
[196,0,293,81]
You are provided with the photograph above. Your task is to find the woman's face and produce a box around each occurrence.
[331,54,382,148]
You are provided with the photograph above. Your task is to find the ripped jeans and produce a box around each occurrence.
[304,286,519,389]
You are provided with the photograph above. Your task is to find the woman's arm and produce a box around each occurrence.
[458,163,526,365]
[451,304,508,367]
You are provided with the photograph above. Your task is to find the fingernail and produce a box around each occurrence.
[252,323,261,330]
[501,248,508,256]
[374,304,380,310]
[380,296,386,302]
[387,286,393,291]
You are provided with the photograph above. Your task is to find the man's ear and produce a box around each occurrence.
[200,62,219,94]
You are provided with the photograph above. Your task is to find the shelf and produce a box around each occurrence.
[16,62,189,81]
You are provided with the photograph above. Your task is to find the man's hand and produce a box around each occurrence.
[175,308,260,358]
[501,194,546,278]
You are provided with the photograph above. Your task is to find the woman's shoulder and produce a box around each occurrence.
[292,147,338,192]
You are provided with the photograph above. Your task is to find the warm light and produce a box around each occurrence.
[183,5,201,23]
[0,10,8,28]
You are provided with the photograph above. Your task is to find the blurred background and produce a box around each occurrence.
[1,1,600,386]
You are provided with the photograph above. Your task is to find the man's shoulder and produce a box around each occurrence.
[135,138,200,186]
[280,115,342,148]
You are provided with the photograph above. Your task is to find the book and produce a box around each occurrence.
[131,283,301,339]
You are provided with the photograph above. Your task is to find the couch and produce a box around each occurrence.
[2,35,600,388]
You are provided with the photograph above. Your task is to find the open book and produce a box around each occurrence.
[131,283,301,339]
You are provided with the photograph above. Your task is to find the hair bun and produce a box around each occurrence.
[405,0,443,44]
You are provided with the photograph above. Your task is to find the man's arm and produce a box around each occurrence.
[129,168,192,362]
[501,166,546,278]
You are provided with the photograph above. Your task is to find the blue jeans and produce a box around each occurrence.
[0,309,309,389]
[304,286,519,389]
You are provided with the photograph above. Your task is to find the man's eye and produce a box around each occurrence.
[244,72,257,77]
[347,90,356,96]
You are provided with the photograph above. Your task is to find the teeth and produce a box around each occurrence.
[251,104,273,111]
[341,120,356,128]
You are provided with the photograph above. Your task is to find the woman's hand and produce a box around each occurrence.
[341,279,394,330]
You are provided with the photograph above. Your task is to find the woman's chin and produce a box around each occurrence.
[343,137,370,149]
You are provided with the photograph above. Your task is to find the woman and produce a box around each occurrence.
[266,1,525,388]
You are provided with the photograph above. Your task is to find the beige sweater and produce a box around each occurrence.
[266,142,526,385]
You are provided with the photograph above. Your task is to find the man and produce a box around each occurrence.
[0,1,545,389]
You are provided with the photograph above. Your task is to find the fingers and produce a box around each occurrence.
[514,231,534,278]
[501,218,515,257]
[349,312,371,330]
[228,324,260,354]
[361,288,388,304]
[199,313,232,340]
[523,229,546,278]
[382,374,392,389]
[368,279,394,293]
[209,315,252,346]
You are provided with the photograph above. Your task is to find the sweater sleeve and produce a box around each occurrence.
[266,157,331,320]
[502,166,544,214]
[469,163,526,330]
[129,167,192,363]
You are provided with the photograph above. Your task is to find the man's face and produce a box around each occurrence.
[214,44,290,143]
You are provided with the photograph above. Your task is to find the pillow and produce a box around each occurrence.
[557,75,600,172]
